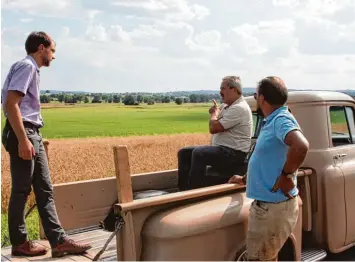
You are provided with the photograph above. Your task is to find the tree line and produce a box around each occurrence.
[40,91,255,105]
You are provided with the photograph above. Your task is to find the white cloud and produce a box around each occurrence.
[19,18,33,23]
[2,0,75,18]
[111,0,210,21]
[187,30,230,53]
[229,19,297,57]
[295,17,355,55]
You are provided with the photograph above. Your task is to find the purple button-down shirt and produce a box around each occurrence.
[2,55,43,127]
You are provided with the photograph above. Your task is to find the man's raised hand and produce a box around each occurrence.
[209,99,219,115]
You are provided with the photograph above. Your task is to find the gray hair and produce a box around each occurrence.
[222,75,242,95]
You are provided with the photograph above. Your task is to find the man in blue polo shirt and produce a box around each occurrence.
[2,32,91,258]
[229,76,309,261]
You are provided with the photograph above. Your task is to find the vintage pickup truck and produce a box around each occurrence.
[2,91,354,261]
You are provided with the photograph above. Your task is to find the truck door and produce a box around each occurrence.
[329,105,355,246]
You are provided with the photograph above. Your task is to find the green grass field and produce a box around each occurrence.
[1,103,212,139]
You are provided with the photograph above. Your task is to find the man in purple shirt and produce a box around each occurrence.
[2,32,92,257]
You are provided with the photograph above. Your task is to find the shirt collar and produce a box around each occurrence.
[264,106,288,122]
[225,95,244,109]
[26,55,40,72]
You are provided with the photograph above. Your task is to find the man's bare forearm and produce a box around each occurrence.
[209,113,224,134]
[283,146,308,173]
[6,103,27,143]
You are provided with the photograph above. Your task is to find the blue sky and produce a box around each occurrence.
[1,0,355,93]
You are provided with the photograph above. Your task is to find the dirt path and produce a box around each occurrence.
[1,133,210,212]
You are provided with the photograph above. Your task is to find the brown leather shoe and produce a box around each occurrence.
[52,237,92,258]
[11,241,47,257]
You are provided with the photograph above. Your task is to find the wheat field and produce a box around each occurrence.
[1,133,210,213]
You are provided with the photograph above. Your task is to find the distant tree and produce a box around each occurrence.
[58,93,65,103]
[92,95,102,103]
[147,100,155,105]
[162,96,170,103]
[84,96,90,103]
[175,97,183,105]
[113,95,121,103]
[137,95,144,103]
[40,95,51,103]
[108,95,113,103]
[45,90,50,94]
[183,97,190,103]
[123,95,136,105]
[189,94,198,103]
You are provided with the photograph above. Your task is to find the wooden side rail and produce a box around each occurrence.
[116,183,245,212]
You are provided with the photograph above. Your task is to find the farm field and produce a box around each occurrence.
[1,103,212,138]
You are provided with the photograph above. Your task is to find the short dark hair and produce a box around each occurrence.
[25,31,53,54]
[257,76,288,106]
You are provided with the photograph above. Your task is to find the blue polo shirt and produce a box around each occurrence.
[246,106,301,203]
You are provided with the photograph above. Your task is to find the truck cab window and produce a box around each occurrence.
[252,112,263,138]
[330,106,355,147]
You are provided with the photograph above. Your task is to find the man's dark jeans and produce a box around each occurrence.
[2,121,66,247]
[177,145,247,190]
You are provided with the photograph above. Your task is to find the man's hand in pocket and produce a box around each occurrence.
[18,138,35,160]
[272,175,295,199]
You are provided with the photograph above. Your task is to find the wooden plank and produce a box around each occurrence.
[69,230,110,242]
[113,145,133,203]
[43,140,49,161]
[1,246,30,261]
[117,183,246,212]
[66,255,92,261]
[112,145,136,261]
[121,211,136,261]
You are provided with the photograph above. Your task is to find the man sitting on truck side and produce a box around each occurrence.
[177,76,253,190]
[229,76,309,261]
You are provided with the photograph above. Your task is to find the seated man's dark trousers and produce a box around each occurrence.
[2,120,67,248]
[177,145,246,190]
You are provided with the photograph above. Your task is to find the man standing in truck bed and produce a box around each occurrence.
[1,31,92,258]
[178,76,253,190]
[229,76,309,261]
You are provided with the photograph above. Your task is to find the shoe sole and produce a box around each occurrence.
[52,248,91,258]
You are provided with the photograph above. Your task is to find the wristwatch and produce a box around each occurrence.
[281,170,296,179]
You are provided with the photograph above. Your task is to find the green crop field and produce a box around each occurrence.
[1,103,213,139]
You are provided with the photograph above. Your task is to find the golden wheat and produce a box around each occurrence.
[1,133,210,213]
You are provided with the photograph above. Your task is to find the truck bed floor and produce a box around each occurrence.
[1,228,117,261]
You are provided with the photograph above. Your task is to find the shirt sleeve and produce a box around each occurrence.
[274,116,301,144]
[218,106,242,130]
[7,63,34,95]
